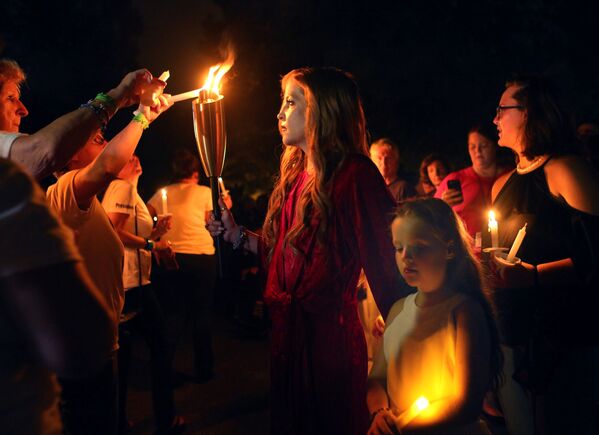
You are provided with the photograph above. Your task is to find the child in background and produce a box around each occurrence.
[367,198,502,434]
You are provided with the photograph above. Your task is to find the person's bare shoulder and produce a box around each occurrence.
[385,296,407,326]
[545,155,599,214]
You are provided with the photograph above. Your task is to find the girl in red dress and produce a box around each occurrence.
[208,67,410,434]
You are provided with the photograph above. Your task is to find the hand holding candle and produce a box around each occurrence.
[140,70,169,107]
[396,396,430,429]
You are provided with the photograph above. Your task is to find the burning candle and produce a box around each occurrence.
[488,210,499,248]
[168,88,201,103]
[161,188,168,215]
[507,223,527,262]
[396,396,430,428]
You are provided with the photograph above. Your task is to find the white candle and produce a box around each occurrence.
[218,177,226,194]
[161,188,168,215]
[158,70,170,82]
[507,223,527,262]
[168,88,200,103]
[397,396,430,428]
[488,210,499,248]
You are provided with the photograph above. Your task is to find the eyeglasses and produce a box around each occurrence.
[496,105,524,116]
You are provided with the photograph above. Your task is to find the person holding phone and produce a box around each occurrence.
[435,124,509,241]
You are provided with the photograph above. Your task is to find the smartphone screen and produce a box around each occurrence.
[447,179,462,192]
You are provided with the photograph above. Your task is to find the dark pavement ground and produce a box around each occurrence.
[125,313,270,435]
[123,313,507,435]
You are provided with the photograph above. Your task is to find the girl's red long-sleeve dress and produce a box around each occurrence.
[262,154,411,434]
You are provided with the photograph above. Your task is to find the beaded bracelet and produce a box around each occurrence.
[132,112,149,130]
[232,226,248,250]
[80,100,110,133]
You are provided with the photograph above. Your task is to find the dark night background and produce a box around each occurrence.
[2,0,599,203]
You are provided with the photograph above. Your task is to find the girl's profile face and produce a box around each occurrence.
[277,79,307,152]
[391,215,450,293]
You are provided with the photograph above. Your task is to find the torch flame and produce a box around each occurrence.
[200,48,235,99]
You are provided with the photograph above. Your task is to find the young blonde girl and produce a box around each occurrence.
[367,198,502,434]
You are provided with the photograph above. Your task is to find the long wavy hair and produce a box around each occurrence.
[262,67,368,259]
[395,198,503,390]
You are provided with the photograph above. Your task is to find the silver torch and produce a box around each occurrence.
[193,89,226,275]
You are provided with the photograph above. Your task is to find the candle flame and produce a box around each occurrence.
[161,188,167,198]
[201,48,235,99]
[414,396,429,412]
[488,210,496,222]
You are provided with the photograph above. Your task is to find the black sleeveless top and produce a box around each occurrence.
[492,157,599,347]
[494,159,572,266]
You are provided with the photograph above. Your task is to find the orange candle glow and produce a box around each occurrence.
[396,396,430,428]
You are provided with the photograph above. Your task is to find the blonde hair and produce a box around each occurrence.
[262,67,368,259]
[394,198,503,389]
[0,59,26,90]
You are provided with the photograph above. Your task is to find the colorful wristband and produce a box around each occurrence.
[80,100,109,133]
[132,112,149,130]
[94,92,116,108]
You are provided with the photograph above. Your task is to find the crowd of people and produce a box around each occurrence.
[1,57,598,435]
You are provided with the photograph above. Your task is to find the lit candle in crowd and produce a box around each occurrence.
[507,223,527,262]
[488,210,499,248]
[161,188,168,215]
[396,396,430,428]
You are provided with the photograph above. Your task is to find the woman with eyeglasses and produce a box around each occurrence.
[490,76,599,434]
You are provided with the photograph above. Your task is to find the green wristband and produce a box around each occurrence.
[94,92,116,109]
[132,113,149,130]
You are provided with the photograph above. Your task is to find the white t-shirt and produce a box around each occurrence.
[148,183,214,255]
[102,179,153,290]
[0,158,80,435]
[0,131,24,159]
[46,170,124,350]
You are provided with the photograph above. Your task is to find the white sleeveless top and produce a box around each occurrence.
[384,292,490,434]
